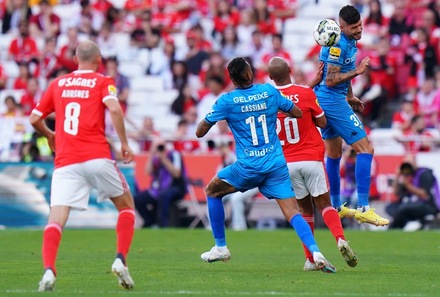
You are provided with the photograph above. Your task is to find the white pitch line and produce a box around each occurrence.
[2,290,428,297]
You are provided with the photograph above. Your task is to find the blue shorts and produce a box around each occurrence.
[217,162,295,199]
[319,98,367,145]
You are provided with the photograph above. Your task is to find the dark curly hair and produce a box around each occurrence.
[227,57,252,88]
[339,5,360,25]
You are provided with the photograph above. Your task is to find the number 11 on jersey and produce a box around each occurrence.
[245,114,269,146]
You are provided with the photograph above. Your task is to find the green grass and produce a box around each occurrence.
[0,228,439,296]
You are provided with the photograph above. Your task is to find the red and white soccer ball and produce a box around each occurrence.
[313,19,341,47]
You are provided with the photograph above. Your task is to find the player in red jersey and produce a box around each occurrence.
[268,57,358,271]
[29,41,136,291]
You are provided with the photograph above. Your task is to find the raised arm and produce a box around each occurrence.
[325,57,370,87]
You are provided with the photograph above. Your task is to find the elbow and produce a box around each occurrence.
[294,109,303,118]
[29,113,40,127]
[318,117,327,128]
[108,106,123,116]
[195,130,203,138]
[325,79,336,87]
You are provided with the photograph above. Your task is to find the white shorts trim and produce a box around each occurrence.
[51,158,129,210]
[287,161,329,199]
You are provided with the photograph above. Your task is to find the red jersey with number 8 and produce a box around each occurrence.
[32,70,117,168]
[276,84,325,162]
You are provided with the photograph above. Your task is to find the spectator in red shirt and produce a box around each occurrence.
[213,0,240,36]
[190,23,212,53]
[173,118,201,153]
[397,115,436,153]
[39,37,61,79]
[151,0,175,35]
[260,33,293,81]
[364,0,389,37]
[13,61,31,90]
[267,0,297,33]
[252,0,277,35]
[414,78,440,128]
[199,52,230,89]
[20,77,42,115]
[369,37,398,100]
[392,99,417,132]
[57,27,80,71]
[29,0,60,38]
[124,0,151,13]
[92,0,113,20]
[8,20,40,65]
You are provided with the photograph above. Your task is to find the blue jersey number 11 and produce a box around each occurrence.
[245,114,269,146]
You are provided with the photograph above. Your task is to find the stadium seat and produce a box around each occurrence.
[112,33,131,53]
[126,90,149,106]
[369,128,406,155]
[118,61,145,78]
[130,75,164,92]
[3,61,19,78]
[149,89,178,105]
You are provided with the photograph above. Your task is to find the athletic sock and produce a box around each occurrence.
[207,197,226,247]
[322,206,344,242]
[42,223,62,275]
[355,153,373,207]
[301,214,315,262]
[116,208,135,265]
[290,214,319,254]
[326,156,342,208]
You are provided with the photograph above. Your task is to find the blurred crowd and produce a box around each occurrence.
[1,0,440,162]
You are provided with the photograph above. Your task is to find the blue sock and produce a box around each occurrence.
[326,156,342,208]
[356,153,373,207]
[207,197,226,247]
[290,214,319,254]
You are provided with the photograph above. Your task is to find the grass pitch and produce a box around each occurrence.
[0,228,439,296]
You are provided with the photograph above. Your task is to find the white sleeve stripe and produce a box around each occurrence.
[315,111,325,118]
[102,95,118,103]
[32,109,43,117]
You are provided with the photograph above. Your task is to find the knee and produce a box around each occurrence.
[205,184,221,198]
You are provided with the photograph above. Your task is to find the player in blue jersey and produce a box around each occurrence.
[195,57,336,273]
[314,5,388,226]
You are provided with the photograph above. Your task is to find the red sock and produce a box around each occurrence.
[116,208,135,264]
[302,214,314,262]
[322,206,345,242]
[42,223,62,275]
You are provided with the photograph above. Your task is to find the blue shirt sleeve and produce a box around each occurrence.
[204,94,227,125]
[325,43,346,67]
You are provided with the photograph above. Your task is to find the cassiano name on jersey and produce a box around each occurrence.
[233,91,268,113]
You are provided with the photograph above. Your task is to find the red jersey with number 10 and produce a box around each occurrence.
[276,83,325,162]
[32,70,117,168]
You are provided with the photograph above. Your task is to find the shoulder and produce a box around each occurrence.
[261,83,278,93]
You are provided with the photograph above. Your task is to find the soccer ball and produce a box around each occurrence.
[313,19,341,47]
